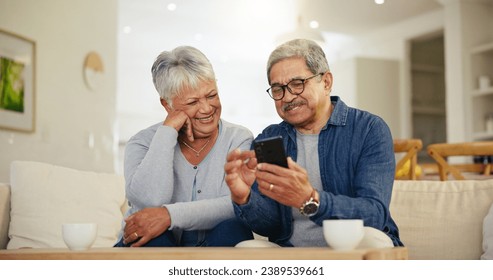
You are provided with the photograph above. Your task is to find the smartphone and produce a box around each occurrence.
[253,136,288,168]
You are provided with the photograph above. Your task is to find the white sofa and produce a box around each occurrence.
[1,161,493,259]
[0,161,126,250]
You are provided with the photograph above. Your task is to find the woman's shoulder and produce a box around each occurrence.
[220,119,253,138]
[128,122,165,143]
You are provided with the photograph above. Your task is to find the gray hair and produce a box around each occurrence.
[266,39,330,84]
[151,46,216,104]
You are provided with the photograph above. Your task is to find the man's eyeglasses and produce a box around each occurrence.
[266,73,323,101]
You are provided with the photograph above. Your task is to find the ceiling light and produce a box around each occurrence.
[374,0,385,4]
[309,20,319,29]
[276,16,325,45]
[167,3,177,11]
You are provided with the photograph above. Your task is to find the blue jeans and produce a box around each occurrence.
[114,218,253,247]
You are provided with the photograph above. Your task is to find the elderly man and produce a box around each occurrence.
[225,39,402,247]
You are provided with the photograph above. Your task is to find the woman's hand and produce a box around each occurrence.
[163,109,194,142]
[123,207,171,247]
[224,149,257,205]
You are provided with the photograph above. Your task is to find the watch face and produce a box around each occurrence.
[304,202,318,215]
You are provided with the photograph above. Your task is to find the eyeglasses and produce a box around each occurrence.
[266,73,323,101]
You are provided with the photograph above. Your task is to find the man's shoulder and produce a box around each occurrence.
[351,107,387,125]
[258,122,290,137]
[338,100,386,126]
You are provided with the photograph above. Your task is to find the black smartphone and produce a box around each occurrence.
[253,136,288,168]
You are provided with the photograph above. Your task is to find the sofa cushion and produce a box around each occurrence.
[482,203,493,260]
[7,161,125,249]
[0,183,10,249]
[390,179,493,260]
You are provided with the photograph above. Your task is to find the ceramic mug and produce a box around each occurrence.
[323,219,364,250]
[62,223,97,250]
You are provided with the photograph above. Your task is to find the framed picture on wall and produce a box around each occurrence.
[0,29,35,132]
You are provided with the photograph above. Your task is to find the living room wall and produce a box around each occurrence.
[331,9,444,140]
[0,0,118,182]
[332,0,493,143]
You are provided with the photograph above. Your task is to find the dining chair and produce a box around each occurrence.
[426,141,493,181]
[393,139,423,180]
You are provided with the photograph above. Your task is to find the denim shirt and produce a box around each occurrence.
[234,96,403,247]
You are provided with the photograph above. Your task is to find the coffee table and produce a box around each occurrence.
[0,246,407,260]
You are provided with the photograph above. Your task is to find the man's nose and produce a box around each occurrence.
[282,88,298,102]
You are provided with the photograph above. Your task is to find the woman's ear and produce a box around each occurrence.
[160,98,172,113]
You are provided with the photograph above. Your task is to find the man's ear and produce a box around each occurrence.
[160,98,172,113]
[323,72,333,91]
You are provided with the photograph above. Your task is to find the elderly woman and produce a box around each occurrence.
[115,46,253,247]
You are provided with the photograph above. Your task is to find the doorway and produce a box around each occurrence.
[410,32,446,163]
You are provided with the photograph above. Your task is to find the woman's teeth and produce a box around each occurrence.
[196,115,213,121]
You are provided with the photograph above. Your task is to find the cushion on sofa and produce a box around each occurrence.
[0,183,10,249]
[481,203,493,260]
[391,179,493,260]
[7,161,125,249]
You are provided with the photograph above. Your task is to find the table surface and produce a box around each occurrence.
[0,246,408,260]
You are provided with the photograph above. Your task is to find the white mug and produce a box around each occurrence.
[62,223,98,250]
[323,219,364,250]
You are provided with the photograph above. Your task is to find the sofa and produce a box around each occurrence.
[1,160,493,259]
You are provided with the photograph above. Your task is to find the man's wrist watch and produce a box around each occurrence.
[299,190,319,217]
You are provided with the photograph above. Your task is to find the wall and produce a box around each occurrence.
[0,0,118,182]
[330,10,444,140]
[356,58,400,137]
[442,0,493,143]
[115,0,291,149]
[331,57,400,137]
[332,1,493,143]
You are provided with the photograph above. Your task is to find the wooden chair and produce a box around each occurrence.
[393,139,423,180]
[426,141,493,181]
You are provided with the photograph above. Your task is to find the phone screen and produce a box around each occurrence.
[253,136,288,168]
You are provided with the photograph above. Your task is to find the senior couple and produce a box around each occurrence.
[114,39,403,248]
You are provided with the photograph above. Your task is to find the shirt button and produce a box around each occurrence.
[193,166,197,169]
[197,190,202,193]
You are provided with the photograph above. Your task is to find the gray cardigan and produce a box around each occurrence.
[119,119,253,237]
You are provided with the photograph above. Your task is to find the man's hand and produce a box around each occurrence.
[255,157,314,208]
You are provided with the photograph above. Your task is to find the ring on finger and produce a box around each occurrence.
[133,232,138,238]
[269,184,274,191]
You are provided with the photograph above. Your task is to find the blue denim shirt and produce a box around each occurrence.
[234,96,402,247]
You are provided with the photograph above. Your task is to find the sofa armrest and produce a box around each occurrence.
[0,183,10,249]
